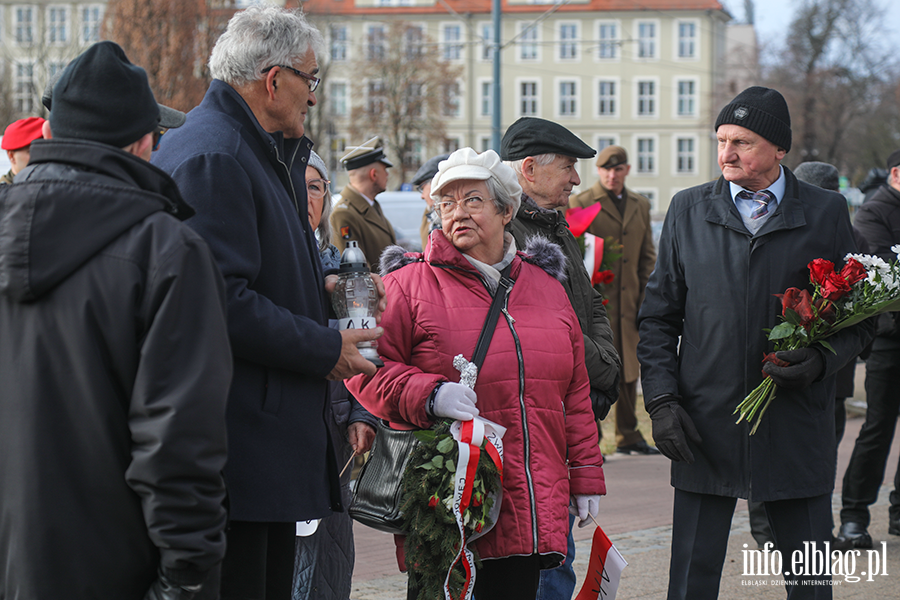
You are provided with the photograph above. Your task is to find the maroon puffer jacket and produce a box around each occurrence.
[347,232,605,566]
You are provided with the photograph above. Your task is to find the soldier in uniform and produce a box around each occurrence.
[330,137,396,271]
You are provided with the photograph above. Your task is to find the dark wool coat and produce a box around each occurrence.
[638,169,875,501]
[0,140,231,598]
[153,80,344,522]
[347,233,604,568]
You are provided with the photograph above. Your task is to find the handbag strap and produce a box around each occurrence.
[470,263,515,370]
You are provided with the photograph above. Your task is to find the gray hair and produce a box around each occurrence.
[503,153,557,178]
[209,6,325,87]
[485,175,521,217]
[307,150,332,252]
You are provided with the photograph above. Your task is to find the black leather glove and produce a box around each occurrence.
[590,387,617,421]
[645,395,702,464]
[762,347,824,390]
[143,569,204,600]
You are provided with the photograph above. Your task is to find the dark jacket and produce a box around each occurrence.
[0,139,231,598]
[638,170,875,501]
[509,196,621,397]
[152,79,344,522]
[853,183,900,346]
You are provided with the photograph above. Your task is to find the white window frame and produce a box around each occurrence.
[47,6,69,46]
[595,20,620,62]
[81,5,103,44]
[635,188,659,212]
[329,79,349,117]
[556,78,579,119]
[634,77,659,119]
[14,60,35,113]
[674,19,700,61]
[480,22,493,62]
[594,77,619,118]
[443,136,462,154]
[442,79,463,119]
[634,135,658,175]
[330,24,349,62]
[674,77,699,118]
[478,78,493,117]
[517,78,541,118]
[404,23,426,61]
[517,21,541,62]
[479,134,492,153]
[14,5,34,45]
[673,134,699,176]
[365,78,386,114]
[556,21,579,62]
[634,20,659,61]
[442,22,463,62]
[595,135,619,152]
[365,24,387,62]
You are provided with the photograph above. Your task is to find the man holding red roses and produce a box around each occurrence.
[637,86,874,599]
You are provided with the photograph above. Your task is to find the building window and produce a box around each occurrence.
[676,79,697,117]
[596,136,616,151]
[443,81,461,118]
[403,82,425,117]
[637,21,657,59]
[82,5,102,44]
[366,25,386,61]
[636,137,656,174]
[597,79,617,117]
[367,80,386,114]
[479,135,491,153]
[676,137,696,174]
[15,6,34,44]
[597,22,618,60]
[403,138,423,170]
[637,80,656,117]
[481,24,493,61]
[559,23,578,60]
[444,137,461,153]
[480,81,493,117]
[519,23,539,61]
[330,81,348,117]
[443,24,462,61]
[47,6,68,45]
[14,61,35,113]
[519,81,539,117]
[559,80,577,117]
[48,61,66,80]
[677,21,697,58]
[331,137,347,170]
[404,26,424,61]
[330,25,348,62]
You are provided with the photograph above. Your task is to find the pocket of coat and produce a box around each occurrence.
[262,370,283,415]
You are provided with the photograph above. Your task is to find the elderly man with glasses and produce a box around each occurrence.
[153,7,385,600]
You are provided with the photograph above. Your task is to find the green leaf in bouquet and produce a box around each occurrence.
[818,339,836,354]
[414,429,436,443]
[445,458,456,472]
[436,436,455,454]
[768,322,796,340]
[783,307,802,326]
[431,455,444,469]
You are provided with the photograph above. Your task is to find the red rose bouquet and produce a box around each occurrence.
[735,248,900,434]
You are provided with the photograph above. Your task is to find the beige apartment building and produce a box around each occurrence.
[304,0,742,213]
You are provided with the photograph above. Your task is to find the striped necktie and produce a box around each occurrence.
[737,189,774,220]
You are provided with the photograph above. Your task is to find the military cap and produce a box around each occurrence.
[412,153,450,187]
[341,137,394,171]
[596,145,628,169]
[500,117,595,161]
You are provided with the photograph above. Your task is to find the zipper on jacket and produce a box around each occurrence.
[276,141,303,216]
[500,285,539,553]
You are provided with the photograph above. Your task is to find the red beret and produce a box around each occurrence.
[2,117,46,151]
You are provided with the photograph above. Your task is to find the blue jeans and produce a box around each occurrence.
[535,514,577,600]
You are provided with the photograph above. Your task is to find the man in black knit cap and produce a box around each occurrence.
[637,86,874,599]
[0,41,232,600]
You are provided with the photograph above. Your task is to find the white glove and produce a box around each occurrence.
[569,494,601,528]
[430,382,479,421]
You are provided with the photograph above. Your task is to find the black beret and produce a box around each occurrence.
[500,117,595,161]
[411,153,450,186]
[49,41,160,148]
[887,149,900,171]
[715,86,792,152]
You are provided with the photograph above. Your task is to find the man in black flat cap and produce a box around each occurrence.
[501,116,621,600]
[638,86,874,599]
[0,41,232,600]
[331,137,397,270]
[412,152,449,249]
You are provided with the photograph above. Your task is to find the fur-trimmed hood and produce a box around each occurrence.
[379,233,567,282]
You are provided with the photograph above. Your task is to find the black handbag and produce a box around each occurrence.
[348,265,515,534]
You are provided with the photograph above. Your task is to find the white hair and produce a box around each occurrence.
[503,153,557,178]
[209,6,325,87]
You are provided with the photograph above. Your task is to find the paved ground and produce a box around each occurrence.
[349,399,900,598]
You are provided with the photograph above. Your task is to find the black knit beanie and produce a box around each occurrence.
[49,41,160,148]
[715,86,792,152]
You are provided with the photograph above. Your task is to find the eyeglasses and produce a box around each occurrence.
[307,178,330,200]
[436,196,486,217]
[152,128,167,151]
[261,64,320,92]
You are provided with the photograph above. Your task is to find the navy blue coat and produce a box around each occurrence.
[153,80,343,522]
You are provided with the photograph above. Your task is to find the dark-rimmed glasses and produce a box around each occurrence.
[261,64,320,92]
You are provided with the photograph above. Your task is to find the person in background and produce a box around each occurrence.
[638,86,874,599]
[411,152,449,249]
[152,7,384,599]
[569,145,659,456]
[0,41,231,600]
[292,150,377,600]
[834,148,900,550]
[331,138,396,271]
[501,117,621,600]
[1,117,45,184]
